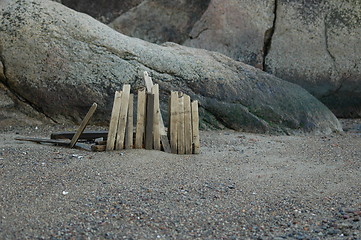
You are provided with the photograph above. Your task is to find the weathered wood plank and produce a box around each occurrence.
[70,103,97,148]
[143,71,153,93]
[145,93,154,150]
[143,71,171,153]
[15,137,92,151]
[51,130,108,140]
[125,94,134,149]
[184,95,192,154]
[177,94,185,154]
[135,88,147,149]
[91,144,106,152]
[152,84,161,150]
[191,100,200,154]
[169,91,178,154]
[160,135,171,153]
[115,84,131,150]
[106,91,122,151]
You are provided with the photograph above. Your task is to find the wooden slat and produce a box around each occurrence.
[91,144,106,152]
[51,130,108,140]
[135,88,147,148]
[115,84,131,150]
[125,94,134,149]
[160,135,171,153]
[70,103,97,148]
[15,137,92,151]
[152,84,161,150]
[191,100,200,154]
[169,91,178,154]
[106,91,122,151]
[143,71,171,153]
[184,95,192,154]
[145,93,154,150]
[144,71,153,93]
[177,94,185,154]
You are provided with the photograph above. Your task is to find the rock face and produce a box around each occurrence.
[103,0,361,118]
[0,82,50,128]
[109,0,210,44]
[265,0,361,118]
[183,0,275,69]
[0,0,342,134]
[58,0,143,23]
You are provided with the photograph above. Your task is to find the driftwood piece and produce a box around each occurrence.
[169,91,179,154]
[177,94,185,154]
[125,94,134,149]
[135,88,146,149]
[152,84,161,150]
[191,100,200,154]
[106,91,122,151]
[115,85,131,150]
[70,103,97,148]
[51,130,108,140]
[91,144,106,152]
[145,93,154,150]
[15,137,92,151]
[184,95,192,154]
[143,71,171,153]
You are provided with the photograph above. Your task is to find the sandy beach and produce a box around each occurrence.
[1,119,360,239]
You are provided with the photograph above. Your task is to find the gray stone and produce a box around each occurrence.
[264,0,361,117]
[184,0,275,69]
[59,0,144,24]
[57,0,361,117]
[0,0,342,134]
[109,0,210,44]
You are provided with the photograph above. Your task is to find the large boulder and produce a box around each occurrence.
[57,0,144,23]
[109,0,210,44]
[265,0,361,118]
[0,0,341,134]
[106,0,361,118]
[183,0,274,69]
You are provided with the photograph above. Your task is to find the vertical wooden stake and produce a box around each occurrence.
[125,94,134,149]
[177,94,185,154]
[70,103,97,148]
[191,100,200,154]
[152,84,161,150]
[135,88,146,149]
[169,91,178,154]
[184,95,192,154]
[145,93,154,150]
[106,91,122,151]
[144,71,153,93]
[115,84,131,150]
[143,71,171,153]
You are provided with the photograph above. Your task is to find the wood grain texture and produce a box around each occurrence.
[177,94,185,154]
[125,94,134,149]
[152,84,161,150]
[106,91,122,151]
[135,88,146,149]
[184,95,192,154]
[70,103,97,148]
[115,85,131,150]
[191,100,200,154]
[145,93,154,150]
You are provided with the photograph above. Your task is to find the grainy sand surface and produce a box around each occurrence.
[1,120,360,239]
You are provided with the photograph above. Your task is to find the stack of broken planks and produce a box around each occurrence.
[106,82,172,152]
[16,72,200,154]
[106,72,200,154]
[169,91,200,154]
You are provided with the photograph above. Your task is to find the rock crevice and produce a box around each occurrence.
[263,0,277,71]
